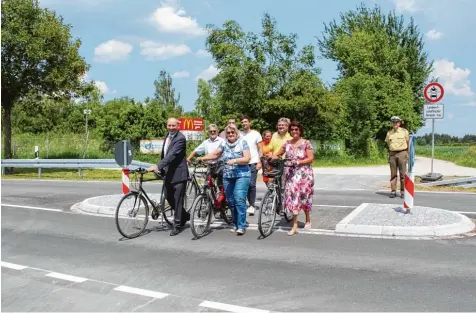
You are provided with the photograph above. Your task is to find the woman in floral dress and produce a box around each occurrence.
[273,120,315,236]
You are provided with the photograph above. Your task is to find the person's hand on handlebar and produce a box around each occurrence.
[147,165,158,172]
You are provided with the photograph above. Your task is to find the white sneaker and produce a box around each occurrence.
[247,206,255,216]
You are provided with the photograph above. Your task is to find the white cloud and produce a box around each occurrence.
[139,41,191,60]
[432,59,474,96]
[394,0,418,12]
[150,1,205,36]
[94,80,109,94]
[196,49,211,58]
[172,71,190,78]
[196,65,220,81]
[94,40,133,63]
[447,112,455,120]
[426,29,443,40]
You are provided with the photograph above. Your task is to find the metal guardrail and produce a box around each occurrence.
[1,159,155,177]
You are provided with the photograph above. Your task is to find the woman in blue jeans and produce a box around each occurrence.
[198,124,251,235]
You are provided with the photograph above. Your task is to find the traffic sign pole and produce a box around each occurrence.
[421,82,444,182]
[431,118,435,175]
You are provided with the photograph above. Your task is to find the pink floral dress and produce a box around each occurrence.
[283,139,314,215]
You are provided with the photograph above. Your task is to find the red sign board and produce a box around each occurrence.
[178,118,204,131]
[424,82,444,103]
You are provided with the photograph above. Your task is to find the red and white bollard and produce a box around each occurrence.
[403,171,414,211]
[122,168,130,195]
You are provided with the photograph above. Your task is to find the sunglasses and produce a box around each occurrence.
[227,132,235,135]
[290,128,300,131]
[209,130,217,133]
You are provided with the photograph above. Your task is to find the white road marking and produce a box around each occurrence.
[46,272,88,283]
[454,211,476,215]
[1,204,62,212]
[199,300,269,313]
[1,261,28,270]
[114,285,169,299]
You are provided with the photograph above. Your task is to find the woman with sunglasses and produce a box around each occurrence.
[272,120,314,236]
[197,124,251,235]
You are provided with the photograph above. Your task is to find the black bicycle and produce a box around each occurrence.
[115,167,173,239]
[190,160,232,238]
[184,160,206,211]
[258,156,294,238]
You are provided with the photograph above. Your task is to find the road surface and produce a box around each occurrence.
[2,179,476,311]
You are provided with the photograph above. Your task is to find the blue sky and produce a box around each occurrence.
[39,0,476,137]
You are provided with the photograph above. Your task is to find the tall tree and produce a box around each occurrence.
[1,0,89,159]
[205,13,344,139]
[317,3,433,143]
[153,70,183,117]
[194,78,220,122]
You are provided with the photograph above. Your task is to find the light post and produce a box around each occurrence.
[82,109,92,160]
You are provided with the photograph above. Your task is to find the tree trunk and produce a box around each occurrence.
[2,99,13,159]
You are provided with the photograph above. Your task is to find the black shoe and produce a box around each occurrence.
[400,192,404,199]
[170,227,181,236]
[180,214,191,227]
[389,192,396,198]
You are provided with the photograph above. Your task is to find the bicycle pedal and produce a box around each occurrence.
[151,209,159,220]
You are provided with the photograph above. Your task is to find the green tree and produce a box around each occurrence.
[1,0,89,159]
[194,78,221,122]
[205,13,344,138]
[317,3,433,152]
[153,70,183,117]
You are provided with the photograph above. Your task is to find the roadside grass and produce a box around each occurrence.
[415,145,476,168]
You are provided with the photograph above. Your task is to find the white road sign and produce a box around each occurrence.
[423,104,444,119]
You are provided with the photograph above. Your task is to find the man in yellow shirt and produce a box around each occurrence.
[269,117,292,157]
[385,116,409,198]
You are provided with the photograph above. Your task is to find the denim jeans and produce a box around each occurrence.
[247,163,258,207]
[223,176,250,230]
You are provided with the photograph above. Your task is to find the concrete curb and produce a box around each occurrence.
[72,195,475,240]
[335,203,475,239]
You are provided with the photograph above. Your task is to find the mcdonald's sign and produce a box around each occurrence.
[178,118,204,131]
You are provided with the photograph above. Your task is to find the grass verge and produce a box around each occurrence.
[415,145,476,168]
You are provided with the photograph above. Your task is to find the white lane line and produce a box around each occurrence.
[454,211,476,215]
[114,285,169,299]
[1,261,28,270]
[199,300,269,313]
[1,204,62,212]
[46,272,88,283]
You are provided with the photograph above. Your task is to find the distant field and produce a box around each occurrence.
[416,145,476,168]
[5,133,473,169]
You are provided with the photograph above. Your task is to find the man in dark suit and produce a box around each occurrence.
[148,118,190,236]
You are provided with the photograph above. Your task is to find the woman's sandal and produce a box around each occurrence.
[287,229,298,236]
[304,223,312,230]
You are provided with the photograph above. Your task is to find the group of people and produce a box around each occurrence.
[148,114,410,237]
[149,116,315,236]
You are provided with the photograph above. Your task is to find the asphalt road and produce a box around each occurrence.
[2,206,476,312]
[2,179,476,213]
[2,179,476,311]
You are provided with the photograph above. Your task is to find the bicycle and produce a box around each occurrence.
[189,160,232,239]
[184,160,206,211]
[257,156,295,238]
[115,167,173,239]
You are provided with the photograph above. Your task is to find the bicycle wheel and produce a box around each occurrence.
[159,185,174,226]
[258,190,278,237]
[190,194,213,238]
[115,191,149,239]
[279,188,292,222]
[220,204,233,225]
[185,180,199,212]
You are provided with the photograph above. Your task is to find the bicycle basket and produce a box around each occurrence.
[261,158,285,178]
[208,161,225,177]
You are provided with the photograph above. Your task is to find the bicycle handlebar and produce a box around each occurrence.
[129,167,164,179]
